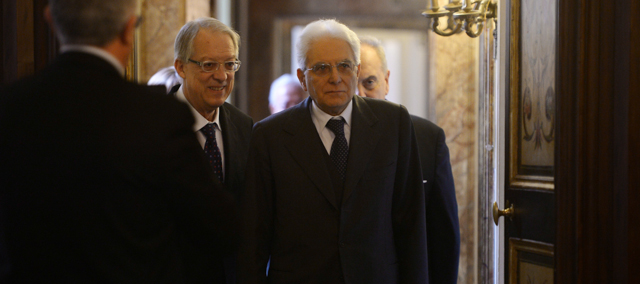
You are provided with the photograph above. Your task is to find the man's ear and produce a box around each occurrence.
[44,5,53,25]
[384,70,390,95]
[44,5,57,34]
[296,69,307,92]
[174,59,187,79]
[120,15,137,47]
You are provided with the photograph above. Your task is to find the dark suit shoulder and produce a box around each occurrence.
[222,102,254,126]
[254,98,309,130]
[410,115,444,138]
[359,96,402,110]
[357,96,413,119]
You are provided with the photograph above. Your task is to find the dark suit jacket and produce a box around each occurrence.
[0,52,237,283]
[169,84,253,284]
[218,102,253,199]
[411,115,460,284]
[239,96,428,284]
[168,85,254,200]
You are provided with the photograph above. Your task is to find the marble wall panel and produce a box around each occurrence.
[139,0,185,82]
[138,0,211,82]
[429,32,478,284]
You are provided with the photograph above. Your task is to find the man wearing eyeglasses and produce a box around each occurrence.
[358,35,460,284]
[172,17,253,284]
[239,19,428,284]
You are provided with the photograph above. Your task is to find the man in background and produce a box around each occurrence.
[239,19,428,283]
[172,17,253,284]
[268,73,307,114]
[148,66,183,93]
[0,0,237,282]
[358,35,461,284]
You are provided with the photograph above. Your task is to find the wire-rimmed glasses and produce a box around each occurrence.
[188,59,241,73]
[304,61,356,77]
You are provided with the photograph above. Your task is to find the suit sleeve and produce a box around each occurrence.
[238,123,272,284]
[427,128,460,284]
[392,107,429,284]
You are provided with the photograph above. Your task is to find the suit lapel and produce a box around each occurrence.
[283,98,339,210]
[343,96,381,203]
[219,103,237,185]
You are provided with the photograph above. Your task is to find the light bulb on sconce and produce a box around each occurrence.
[422,0,497,38]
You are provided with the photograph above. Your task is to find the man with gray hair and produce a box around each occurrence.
[358,35,461,284]
[148,66,183,93]
[239,19,428,283]
[172,17,253,284]
[268,73,307,114]
[0,1,237,282]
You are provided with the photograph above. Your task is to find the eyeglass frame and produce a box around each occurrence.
[187,58,242,73]
[303,61,357,77]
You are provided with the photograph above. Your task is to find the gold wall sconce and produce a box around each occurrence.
[422,0,497,38]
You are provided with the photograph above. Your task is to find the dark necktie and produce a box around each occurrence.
[200,123,223,183]
[326,118,348,179]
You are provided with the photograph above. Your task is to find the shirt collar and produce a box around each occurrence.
[310,98,353,128]
[176,85,221,132]
[60,44,125,77]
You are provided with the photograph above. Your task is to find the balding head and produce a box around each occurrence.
[357,36,390,99]
[269,74,307,114]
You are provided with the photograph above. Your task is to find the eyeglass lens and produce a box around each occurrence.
[189,59,240,73]
[309,62,354,76]
[202,62,239,72]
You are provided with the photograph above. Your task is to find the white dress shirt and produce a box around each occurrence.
[310,99,353,155]
[175,86,226,176]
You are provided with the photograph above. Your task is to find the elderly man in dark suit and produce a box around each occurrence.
[239,19,428,284]
[0,0,237,283]
[171,17,253,284]
[357,35,461,284]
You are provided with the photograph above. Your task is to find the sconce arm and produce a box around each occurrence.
[464,19,485,38]
[422,10,463,37]
[432,17,462,36]
[423,0,495,38]
[479,0,497,19]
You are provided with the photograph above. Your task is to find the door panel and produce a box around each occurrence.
[502,0,557,282]
[503,190,555,282]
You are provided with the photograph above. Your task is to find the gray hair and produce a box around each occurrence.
[359,35,388,72]
[48,0,137,46]
[295,19,360,69]
[269,74,302,105]
[147,66,183,93]
[174,17,241,63]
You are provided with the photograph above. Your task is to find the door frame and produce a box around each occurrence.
[556,0,638,283]
[496,0,510,282]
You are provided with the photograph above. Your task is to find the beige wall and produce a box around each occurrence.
[138,0,211,83]
[429,33,478,284]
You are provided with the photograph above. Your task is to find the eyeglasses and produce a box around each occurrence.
[188,59,241,73]
[304,61,355,77]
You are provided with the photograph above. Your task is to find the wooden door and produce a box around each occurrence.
[1,0,57,85]
[499,0,557,283]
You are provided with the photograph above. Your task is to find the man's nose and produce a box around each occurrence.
[211,67,228,80]
[327,67,342,83]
